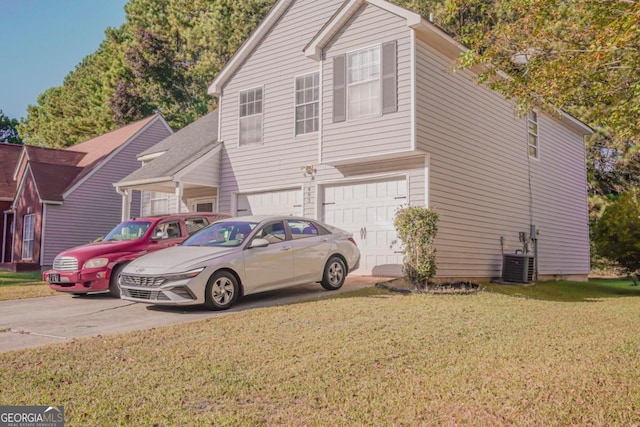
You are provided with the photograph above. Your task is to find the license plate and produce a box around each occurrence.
[49,273,60,283]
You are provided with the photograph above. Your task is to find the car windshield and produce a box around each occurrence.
[182,221,258,247]
[103,221,151,241]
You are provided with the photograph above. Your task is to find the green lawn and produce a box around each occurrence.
[1,284,639,426]
[484,278,640,301]
[0,271,58,300]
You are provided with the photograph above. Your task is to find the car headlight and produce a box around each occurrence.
[163,268,205,282]
[83,258,110,269]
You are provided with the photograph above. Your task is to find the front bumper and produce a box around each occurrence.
[44,269,109,293]
[119,275,202,305]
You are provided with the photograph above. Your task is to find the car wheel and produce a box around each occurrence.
[109,263,126,298]
[205,271,239,311]
[321,256,346,290]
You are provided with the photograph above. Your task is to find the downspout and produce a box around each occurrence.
[40,204,47,269]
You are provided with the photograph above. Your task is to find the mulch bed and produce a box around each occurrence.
[375,277,482,295]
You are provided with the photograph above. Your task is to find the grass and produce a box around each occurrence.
[484,278,640,301]
[0,271,58,301]
[1,286,640,426]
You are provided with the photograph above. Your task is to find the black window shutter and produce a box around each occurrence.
[382,40,397,114]
[333,54,346,123]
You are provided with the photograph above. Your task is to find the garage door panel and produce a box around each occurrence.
[322,176,406,275]
[237,189,302,217]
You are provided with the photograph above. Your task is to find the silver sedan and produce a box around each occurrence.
[119,216,361,310]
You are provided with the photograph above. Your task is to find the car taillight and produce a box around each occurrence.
[348,237,358,246]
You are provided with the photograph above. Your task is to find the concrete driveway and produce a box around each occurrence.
[0,276,383,353]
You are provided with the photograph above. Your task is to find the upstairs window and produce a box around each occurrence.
[347,46,381,119]
[528,111,538,158]
[333,41,396,123]
[295,73,319,135]
[239,87,263,145]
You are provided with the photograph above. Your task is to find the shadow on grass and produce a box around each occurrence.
[484,279,640,302]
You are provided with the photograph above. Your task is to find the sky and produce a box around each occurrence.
[1,0,129,120]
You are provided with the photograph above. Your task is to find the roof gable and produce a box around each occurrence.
[66,114,162,167]
[29,162,84,202]
[304,0,424,59]
[117,110,220,186]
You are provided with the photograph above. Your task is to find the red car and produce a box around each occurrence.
[43,213,230,297]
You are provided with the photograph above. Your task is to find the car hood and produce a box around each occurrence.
[57,240,138,261]
[124,246,238,275]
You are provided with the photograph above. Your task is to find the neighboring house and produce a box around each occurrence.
[116,0,593,281]
[0,143,23,265]
[4,115,173,271]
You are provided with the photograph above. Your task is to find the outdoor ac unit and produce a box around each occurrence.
[502,254,535,283]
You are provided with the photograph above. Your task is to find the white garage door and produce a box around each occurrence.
[322,176,407,276]
[236,188,303,217]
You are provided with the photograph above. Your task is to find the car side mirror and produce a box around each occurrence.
[249,238,270,249]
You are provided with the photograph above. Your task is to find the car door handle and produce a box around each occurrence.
[280,247,291,251]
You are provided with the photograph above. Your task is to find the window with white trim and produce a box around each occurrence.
[528,111,538,158]
[295,73,319,135]
[239,87,263,145]
[22,214,35,260]
[150,193,170,215]
[347,46,381,119]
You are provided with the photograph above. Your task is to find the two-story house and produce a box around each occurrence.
[116,0,592,281]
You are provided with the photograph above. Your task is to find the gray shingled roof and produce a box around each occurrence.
[117,109,220,185]
[137,109,218,157]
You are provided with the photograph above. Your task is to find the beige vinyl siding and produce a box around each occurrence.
[42,120,171,266]
[321,3,412,162]
[218,0,343,214]
[530,115,589,274]
[141,191,188,217]
[182,155,221,187]
[415,37,589,279]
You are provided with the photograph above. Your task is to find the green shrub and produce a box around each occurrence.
[394,206,439,289]
[593,189,640,284]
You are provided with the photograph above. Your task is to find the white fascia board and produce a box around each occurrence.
[113,176,174,189]
[208,0,294,96]
[12,149,27,182]
[559,111,594,135]
[367,0,422,25]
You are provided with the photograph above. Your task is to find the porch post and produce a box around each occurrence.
[116,187,131,221]
[175,182,184,214]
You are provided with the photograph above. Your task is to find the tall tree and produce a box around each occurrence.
[453,0,640,142]
[0,110,23,144]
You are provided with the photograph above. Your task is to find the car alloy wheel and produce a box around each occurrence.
[321,256,346,290]
[205,271,240,310]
